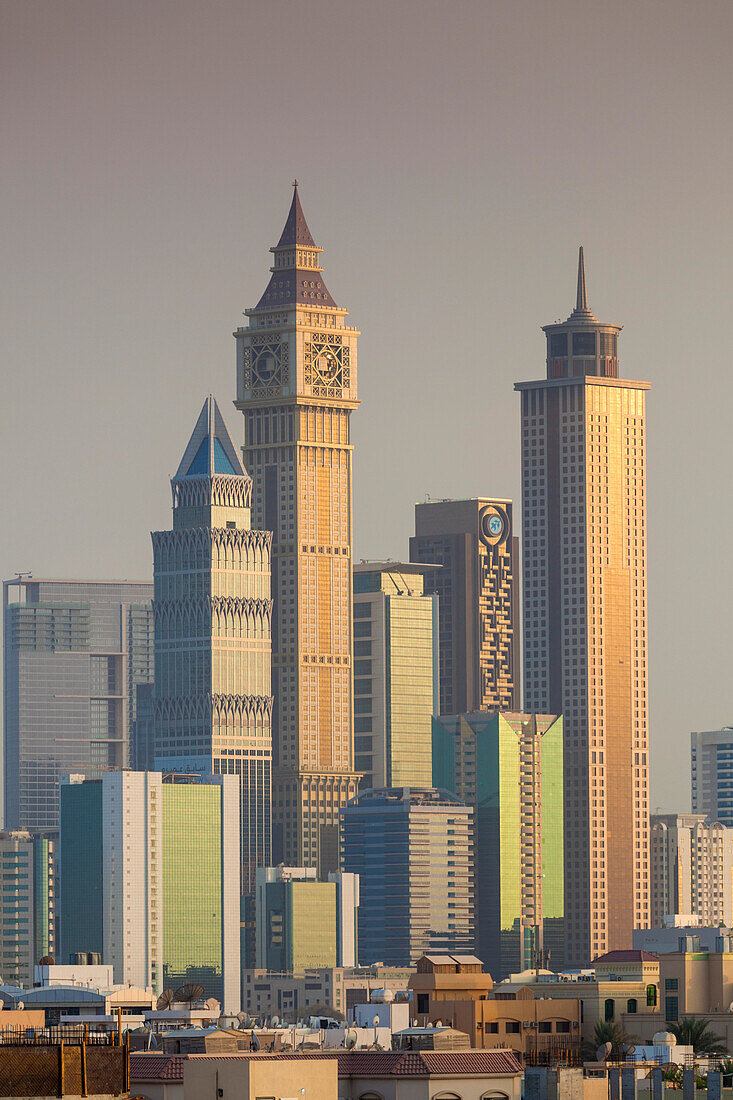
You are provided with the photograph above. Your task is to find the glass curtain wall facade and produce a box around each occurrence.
[353,564,438,790]
[691,730,733,827]
[341,787,474,966]
[59,771,240,1011]
[433,711,564,978]
[3,579,153,831]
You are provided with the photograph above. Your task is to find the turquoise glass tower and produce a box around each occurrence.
[433,711,564,977]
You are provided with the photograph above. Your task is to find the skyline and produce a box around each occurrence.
[2,0,733,814]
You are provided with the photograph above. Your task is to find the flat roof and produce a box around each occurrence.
[353,561,443,574]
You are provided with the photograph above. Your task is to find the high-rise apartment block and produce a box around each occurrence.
[234,186,360,875]
[516,249,650,965]
[340,787,474,966]
[59,771,240,1011]
[352,563,438,790]
[150,397,272,892]
[410,498,520,714]
[650,813,733,929]
[254,865,359,971]
[432,711,564,977]
[691,729,733,827]
[0,830,54,987]
[3,578,153,831]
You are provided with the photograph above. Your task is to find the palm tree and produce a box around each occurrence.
[667,1018,727,1055]
[583,1020,637,1061]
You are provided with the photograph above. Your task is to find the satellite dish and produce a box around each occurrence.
[250,1030,260,1052]
[204,998,220,1012]
[174,983,204,1005]
[17,1002,24,1011]
[156,989,175,1010]
[596,1042,613,1062]
[271,1015,280,1027]
[373,1015,380,1027]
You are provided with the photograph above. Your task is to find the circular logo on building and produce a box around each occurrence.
[479,506,508,548]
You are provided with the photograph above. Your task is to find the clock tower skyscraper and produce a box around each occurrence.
[234,185,359,874]
[516,250,650,966]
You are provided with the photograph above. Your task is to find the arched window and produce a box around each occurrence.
[482,1093,509,1100]
[604,998,615,1021]
[627,999,638,1014]
[359,1093,385,1100]
[432,1093,462,1100]
[646,984,657,1007]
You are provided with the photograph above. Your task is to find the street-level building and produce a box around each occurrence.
[353,562,438,790]
[59,771,240,1012]
[516,249,650,965]
[433,711,564,977]
[411,498,520,715]
[234,185,360,876]
[3,577,153,831]
[242,964,412,1019]
[341,787,474,966]
[150,396,273,893]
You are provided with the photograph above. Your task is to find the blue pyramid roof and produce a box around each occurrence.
[174,396,246,480]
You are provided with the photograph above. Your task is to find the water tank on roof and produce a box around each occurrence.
[370,989,395,1004]
[652,1032,677,1045]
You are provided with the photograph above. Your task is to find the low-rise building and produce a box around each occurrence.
[130,1048,523,1100]
[498,950,660,1042]
[242,966,412,1019]
[408,955,580,1062]
[633,925,733,954]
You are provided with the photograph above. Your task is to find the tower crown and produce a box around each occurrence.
[254,183,337,310]
[541,247,622,380]
[171,396,252,521]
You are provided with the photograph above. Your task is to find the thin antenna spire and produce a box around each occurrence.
[576,246,588,311]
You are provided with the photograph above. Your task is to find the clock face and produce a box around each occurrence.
[315,351,339,382]
[245,338,288,394]
[305,334,350,396]
[488,514,503,537]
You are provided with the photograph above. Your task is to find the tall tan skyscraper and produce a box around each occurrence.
[516,250,650,965]
[234,185,359,875]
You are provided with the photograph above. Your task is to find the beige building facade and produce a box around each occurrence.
[651,814,733,928]
[516,249,650,965]
[234,186,360,874]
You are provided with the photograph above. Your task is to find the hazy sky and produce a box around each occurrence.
[2,0,732,811]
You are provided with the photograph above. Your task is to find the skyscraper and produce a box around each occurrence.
[691,729,733,826]
[516,249,650,965]
[410,498,520,714]
[0,830,55,987]
[234,185,359,875]
[150,396,272,893]
[59,771,240,1012]
[352,562,438,790]
[650,813,733,929]
[432,711,564,977]
[340,787,474,966]
[3,578,153,832]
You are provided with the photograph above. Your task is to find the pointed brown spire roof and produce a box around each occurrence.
[254,183,337,311]
[276,182,316,248]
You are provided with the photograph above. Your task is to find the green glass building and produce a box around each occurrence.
[0,830,55,987]
[433,711,564,978]
[60,771,240,1011]
[353,564,438,790]
[255,868,337,971]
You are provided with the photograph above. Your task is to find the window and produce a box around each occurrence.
[646,984,657,1008]
[627,999,638,1014]
[538,1022,552,1033]
[665,996,679,1023]
[664,978,678,991]
[604,999,614,1021]
[505,1021,520,1034]
[484,1022,499,1033]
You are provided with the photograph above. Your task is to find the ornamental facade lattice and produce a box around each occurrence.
[150,396,273,894]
